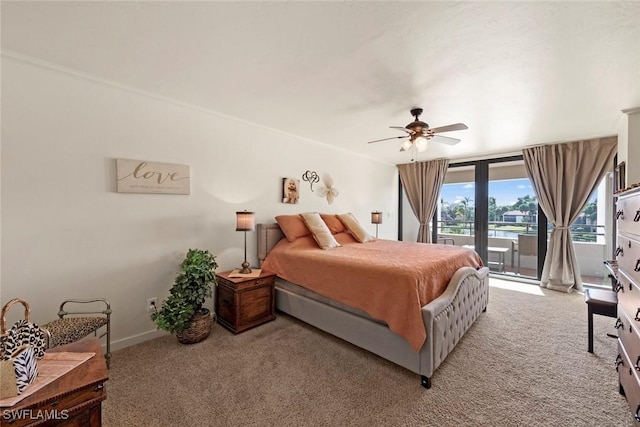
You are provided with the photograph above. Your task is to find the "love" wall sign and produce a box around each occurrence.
[116,159,190,195]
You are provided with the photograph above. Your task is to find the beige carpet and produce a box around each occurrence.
[103,278,631,426]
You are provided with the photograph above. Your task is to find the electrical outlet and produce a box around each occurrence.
[147,297,158,313]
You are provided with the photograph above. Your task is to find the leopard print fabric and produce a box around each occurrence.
[41,317,108,347]
[1,320,47,360]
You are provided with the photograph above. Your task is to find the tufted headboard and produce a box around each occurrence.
[257,223,285,265]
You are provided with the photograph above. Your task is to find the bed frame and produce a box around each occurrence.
[257,223,490,388]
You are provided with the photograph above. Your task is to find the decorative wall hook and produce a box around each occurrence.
[302,170,320,192]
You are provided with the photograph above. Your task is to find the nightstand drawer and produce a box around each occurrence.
[238,285,272,324]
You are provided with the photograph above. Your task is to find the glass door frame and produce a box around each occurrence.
[432,155,548,279]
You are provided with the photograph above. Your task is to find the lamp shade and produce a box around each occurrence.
[236,211,255,231]
[414,136,429,152]
[371,211,383,225]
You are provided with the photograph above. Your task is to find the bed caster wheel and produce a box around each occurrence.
[421,375,431,389]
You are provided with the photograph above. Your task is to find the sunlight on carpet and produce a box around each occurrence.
[489,276,545,296]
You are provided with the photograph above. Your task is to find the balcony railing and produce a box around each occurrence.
[437,220,604,242]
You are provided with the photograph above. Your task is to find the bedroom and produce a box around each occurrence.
[1,1,639,426]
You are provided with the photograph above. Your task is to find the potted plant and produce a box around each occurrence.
[152,248,218,344]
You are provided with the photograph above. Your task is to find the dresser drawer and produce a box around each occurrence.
[617,234,640,283]
[4,382,106,427]
[618,191,640,239]
[618,340,640,425]
[618,307,640,371]
[619,270,640,323]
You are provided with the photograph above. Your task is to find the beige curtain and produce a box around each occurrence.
[398,158,449,243]
[523,137,617,292]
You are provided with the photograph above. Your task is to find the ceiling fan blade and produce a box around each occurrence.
[390,126,411,134]
[430,134,461,145]
[367,135,409,144]
[428,123,468,134]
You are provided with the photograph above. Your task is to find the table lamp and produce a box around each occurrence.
[236,210,255,274]
[371,211,382,238]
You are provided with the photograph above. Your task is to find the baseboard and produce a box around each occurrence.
[109,329,169,353]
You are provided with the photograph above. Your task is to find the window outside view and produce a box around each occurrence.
[438,178,599,242]
[437,178,606,285]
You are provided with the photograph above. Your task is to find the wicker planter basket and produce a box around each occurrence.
[176,309,211,344]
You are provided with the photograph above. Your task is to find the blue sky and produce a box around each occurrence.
[440,179,534,207]
[441,178,598,208]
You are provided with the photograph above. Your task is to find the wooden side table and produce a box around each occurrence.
[215,270,276,333]
[2,339,108,426]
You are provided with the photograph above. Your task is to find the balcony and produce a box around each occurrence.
[437,220,609,287]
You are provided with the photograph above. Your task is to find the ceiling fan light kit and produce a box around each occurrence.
[414,136,428,152]
[367,107,468,158]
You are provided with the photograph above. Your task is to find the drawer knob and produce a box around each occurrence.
[617,210,624,220]
[636,404,640,421]
[635,308,640,321]
[616,354,624,371]
[94,383,105,391]
[615,318,624,330]
[635,356,640,371]
[634,210,640,222]
[616,246,624,257]
[635,260,640,272]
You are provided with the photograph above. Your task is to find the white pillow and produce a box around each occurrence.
[337,213,376,243]
[300,213,341,249]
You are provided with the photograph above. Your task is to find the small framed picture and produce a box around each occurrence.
[615,161,626,192]
[282,178,300,204]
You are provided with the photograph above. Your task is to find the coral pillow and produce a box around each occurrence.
[337,213,376,243]
[320,214,347,234]
[301,213,341,250]
[275,215,311,242]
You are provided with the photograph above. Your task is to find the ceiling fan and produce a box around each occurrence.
[367,108,468,153]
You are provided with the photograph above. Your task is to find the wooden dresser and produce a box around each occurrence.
[2,339,108,426]
[215,270,276,334]
[615,186,640,424]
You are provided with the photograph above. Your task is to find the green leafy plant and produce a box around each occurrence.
[152,249,218,334]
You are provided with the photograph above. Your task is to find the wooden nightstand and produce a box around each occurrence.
[215,270,276,333]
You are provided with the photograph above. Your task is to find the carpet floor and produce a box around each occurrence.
[103,278,631,426]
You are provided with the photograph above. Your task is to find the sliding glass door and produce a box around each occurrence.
[488,161,539,278]
[429,155,613,286]
[434,156,545,279]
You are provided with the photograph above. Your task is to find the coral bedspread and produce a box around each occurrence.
[262,233,483,351]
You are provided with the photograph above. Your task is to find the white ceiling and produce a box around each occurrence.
[2,1,640,165]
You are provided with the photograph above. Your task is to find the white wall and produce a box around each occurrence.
[0,56,398,349]
[619,107,640,187]
[628,109,640,186]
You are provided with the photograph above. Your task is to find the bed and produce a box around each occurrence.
[257,221,489,388]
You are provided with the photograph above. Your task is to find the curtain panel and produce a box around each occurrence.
[398,159,449,243]
[523,136,617,292]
